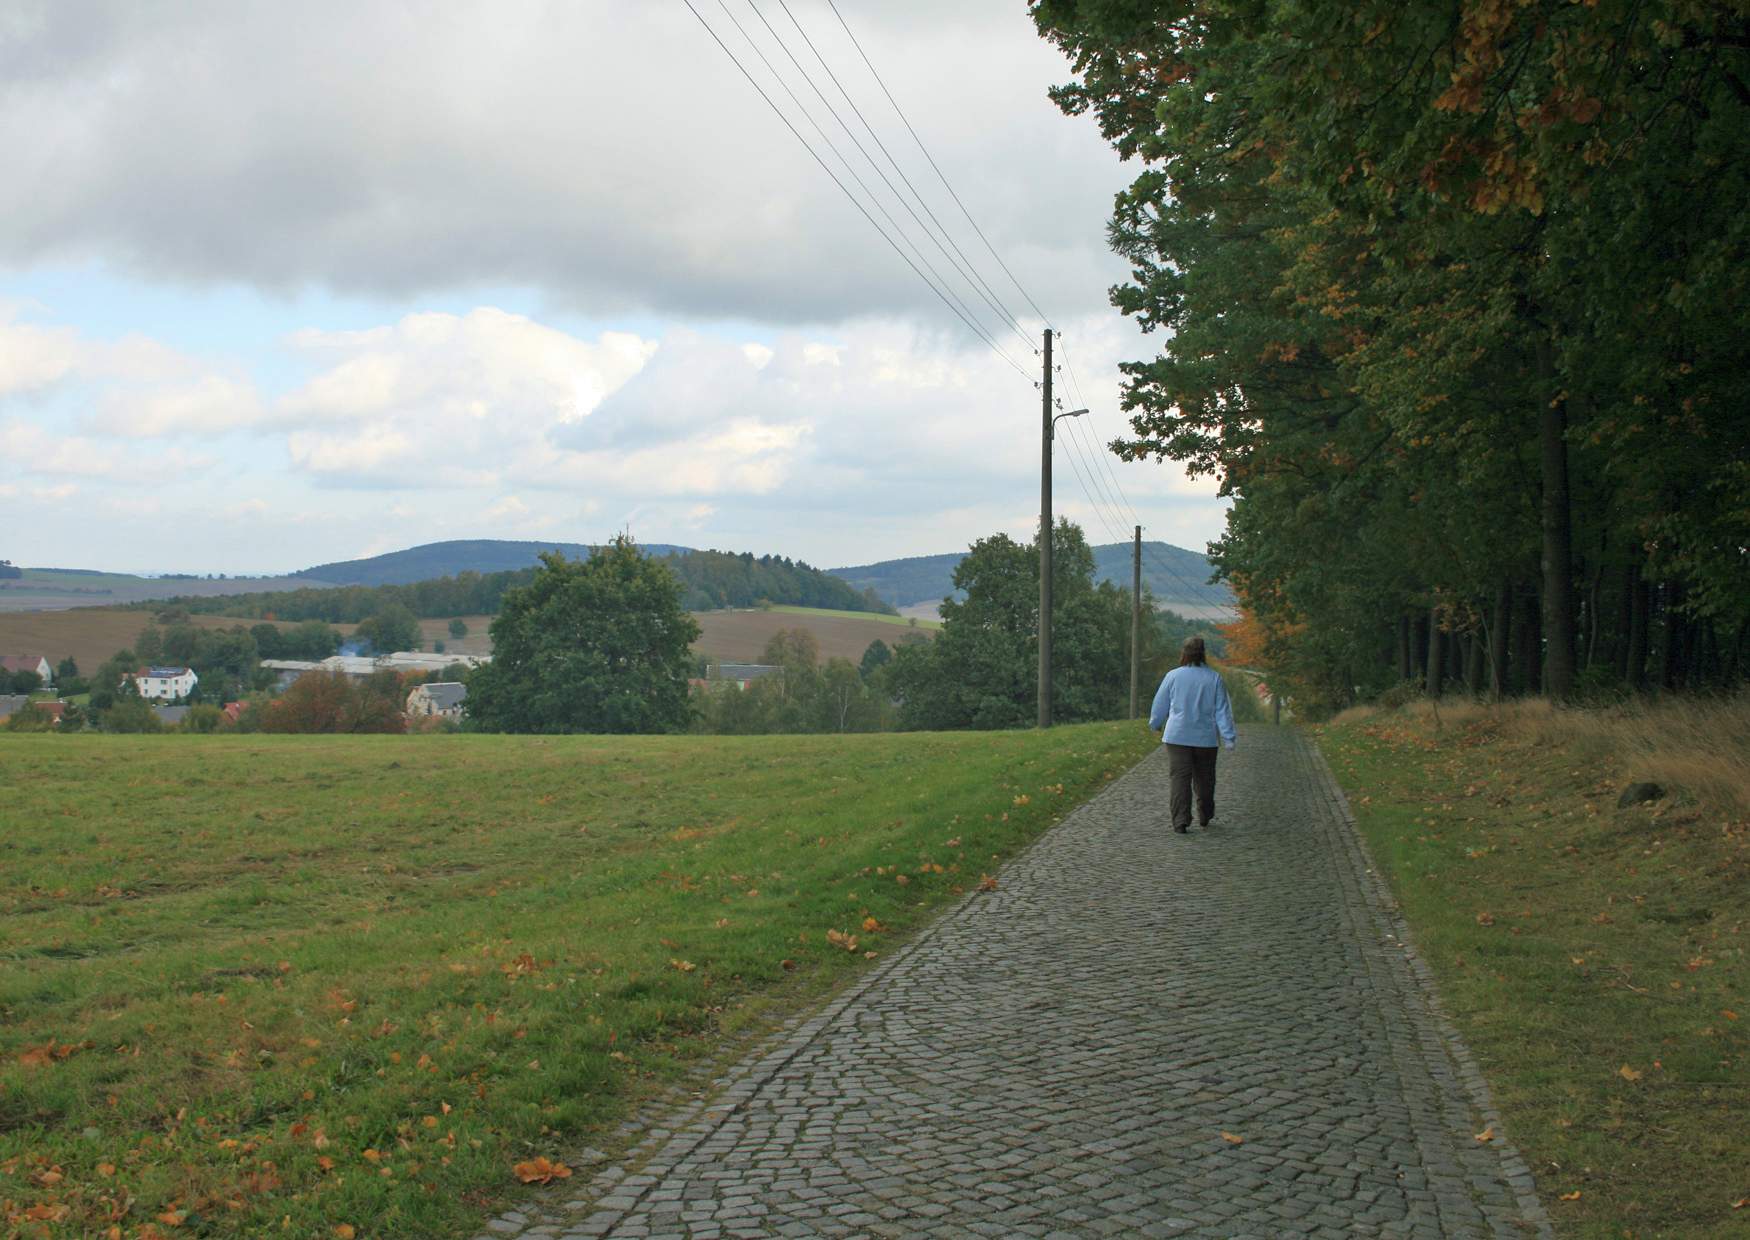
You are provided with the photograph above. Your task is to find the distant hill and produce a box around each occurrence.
[294,539,693,587]
[830,540,1235,617]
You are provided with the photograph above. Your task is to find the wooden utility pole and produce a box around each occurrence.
[1129,525,1141,719]
[1037,328,1053,729]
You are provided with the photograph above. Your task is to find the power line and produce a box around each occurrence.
[824,0,1054,327]
[680,0,1033,382]
[733,0,1018,362]
[776,0,1037,353]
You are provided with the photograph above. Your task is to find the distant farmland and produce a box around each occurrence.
[0,606,929,675]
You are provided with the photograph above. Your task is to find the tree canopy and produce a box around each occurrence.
[1033,0,1750,711]
[466,538,701,734]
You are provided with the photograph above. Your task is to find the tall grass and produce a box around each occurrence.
[1331,692,1750,817]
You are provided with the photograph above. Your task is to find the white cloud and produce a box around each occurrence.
[0,309,80,396]
[0,3,1130,324]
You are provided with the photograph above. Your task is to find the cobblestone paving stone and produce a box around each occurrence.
[475,727,1550,1239]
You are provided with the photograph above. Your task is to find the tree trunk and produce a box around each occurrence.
[1516,586,1543,695]
[1660,582,1685,690]
[1396,614,1412,682]
[1413,612,1429,681]
[1614,562,1636,680]
[1537,338,1577,701]
[1425,607,1444,698]
[1489,580,1511,700]
[1626,571,1650,689]
[1465,632,1484,695]
[1585,560,1603,669]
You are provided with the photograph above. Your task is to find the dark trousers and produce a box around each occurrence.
[1166,743,1218,828]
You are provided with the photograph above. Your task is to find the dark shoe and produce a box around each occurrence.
[1174,823,1189,834]
[1198,818,1212,828]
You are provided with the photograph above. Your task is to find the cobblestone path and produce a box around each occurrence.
[478,728,1548,1239]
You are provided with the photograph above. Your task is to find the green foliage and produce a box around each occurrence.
[54,656,77,682]
[353,602,422,654]
[1033,0,1750,704]
[888,520,1171,730]
[179,703,228,733]
[5,702,57,732]
[467,539,700,734]
[691,629,893,735]
[448,617,468,638]
[260,670,407,734]
[5,668,42,694]
[101,695,163,733]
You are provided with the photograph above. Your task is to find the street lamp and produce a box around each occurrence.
[1039,405,1087,729]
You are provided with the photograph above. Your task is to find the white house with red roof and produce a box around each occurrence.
[129,666,198,701]
[1,654,52,686]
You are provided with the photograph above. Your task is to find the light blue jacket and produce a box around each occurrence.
[1148,664,1238,748]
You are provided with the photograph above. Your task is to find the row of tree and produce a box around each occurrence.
[157,550,894,626]
[460,530,1220,735]
[1033,0,1749,713]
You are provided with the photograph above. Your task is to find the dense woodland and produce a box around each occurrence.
[156,548,894,624]
[1034,0,1749,713]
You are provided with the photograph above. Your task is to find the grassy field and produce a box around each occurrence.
[0,723,1153,1238]
[692,607,934,663]
[766,605,941,630]
[0,610,279,675]
[1314,697,1749,1237]
[0,570,323,616]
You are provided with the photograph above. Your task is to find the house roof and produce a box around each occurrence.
[414,681,468,710]
[1,655,49,673]
[0,694,31,717]
[153,705,189,724]
[714,663,782,680]
[143,666,194,678]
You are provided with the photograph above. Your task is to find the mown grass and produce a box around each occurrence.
[0,724,1152,1238]
[1314,698,1749,1237]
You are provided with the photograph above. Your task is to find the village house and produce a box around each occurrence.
[1,654,53,686]
[406,681,467,721]
[710,662,783,690]
[129,666,198,701]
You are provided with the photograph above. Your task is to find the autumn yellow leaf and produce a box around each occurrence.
[513,1156,573,1185]
[669,958,696,973]
[362,1147,383,1163]
[978,874,999,892]
[156,1209,188,1227]
[1474,911,1495,926]
[1220,1131,1244,1144]
[1618,1064,1643,1082]
[1559,1190,1582,1201]
[97,1161,117,1176]
[333,1226,357,1239]
[1474,1127,1494,1143]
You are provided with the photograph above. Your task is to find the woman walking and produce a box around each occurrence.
[1147,636,1237,833]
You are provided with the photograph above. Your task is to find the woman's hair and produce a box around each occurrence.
[1178,636,1207,667]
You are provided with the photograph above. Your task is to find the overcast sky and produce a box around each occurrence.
[0,0,1224,576]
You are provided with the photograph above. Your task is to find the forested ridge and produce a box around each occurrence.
[1033,0,1748,712]
[157,548,894,623]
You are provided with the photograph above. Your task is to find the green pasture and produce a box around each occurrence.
[0,724,1151,1237]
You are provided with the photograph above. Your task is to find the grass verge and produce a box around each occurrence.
[0,723,1152,1238]
[1313,698,1749,1237]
